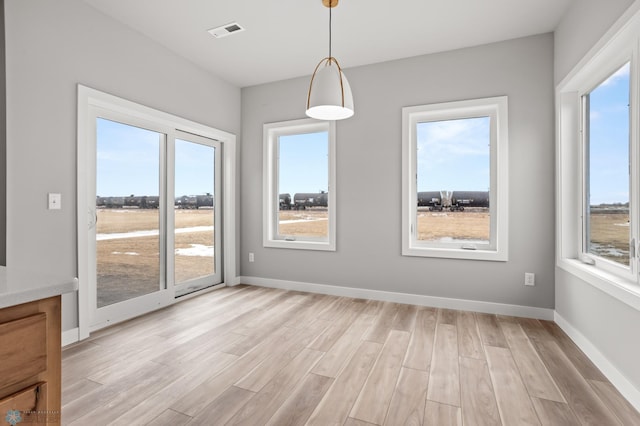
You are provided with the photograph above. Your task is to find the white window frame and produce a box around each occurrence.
[263,118,336,251]
[402,96,509,261]
[557,7,640,310]
[581,62,635,280]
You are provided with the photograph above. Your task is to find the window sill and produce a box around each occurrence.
[403,246,507,262]
[558,258,640,311]
[264,239,335,252]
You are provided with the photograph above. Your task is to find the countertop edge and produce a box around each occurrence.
[0,278,79,310]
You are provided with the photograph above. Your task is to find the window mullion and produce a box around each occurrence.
[581,94,591,261]
[630,47,640,280]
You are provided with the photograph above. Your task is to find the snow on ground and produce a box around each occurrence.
[590,242,626,258]
[278,218,328,224]
[110,245,212,257]
[97,225,213,241]
[98,218,326,241]
[175,244,214,257]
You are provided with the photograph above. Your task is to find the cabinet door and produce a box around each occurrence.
[0,313,47,389]
[0,382,49,425]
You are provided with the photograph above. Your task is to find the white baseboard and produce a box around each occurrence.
[554,312,640,412]
[62,327,80,347]
[226,276,242,286]
[240,276,554,320]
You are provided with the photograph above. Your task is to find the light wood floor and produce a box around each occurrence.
[62,285,640,425]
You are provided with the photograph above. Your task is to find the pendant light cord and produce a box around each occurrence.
[329,5,332,59]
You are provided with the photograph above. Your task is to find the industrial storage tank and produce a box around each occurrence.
[144,196,160,208]
[196,194,214,208]
[417,191,443,211]
[102,196,124,208]
[279,193,292,210]
[293,192,328,209]
[124,195,143,208]
[175,195,198,209]
[98,195,159,208]
[450,191,490,211]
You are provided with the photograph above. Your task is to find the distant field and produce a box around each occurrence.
[589,211,630,265]
[95,208,630,307]
[96,208,215,307]
[278,208,328,237]
[417,208,489,241]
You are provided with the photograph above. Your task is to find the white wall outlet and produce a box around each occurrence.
[249,252,255,262]
[48,193,61,210]
[524,272,535,286]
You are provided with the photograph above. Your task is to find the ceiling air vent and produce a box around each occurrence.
[208,22,246,39]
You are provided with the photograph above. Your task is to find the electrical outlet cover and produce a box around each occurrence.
[524,272,535,286]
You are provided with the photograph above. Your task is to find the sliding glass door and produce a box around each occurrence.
[91,116,171,328]
[88,114,223,330]
[173,133,222,296]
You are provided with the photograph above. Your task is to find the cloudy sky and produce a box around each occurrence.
[96,118,216,198]
[277,131,328,196]
[416,116,490,193]
[588,62,630,206]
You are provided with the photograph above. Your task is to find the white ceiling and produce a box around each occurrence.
[82,0,575,88]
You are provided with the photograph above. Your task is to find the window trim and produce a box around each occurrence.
[556,5,640,309]
[262,118,336,251]
[402,96,509,261]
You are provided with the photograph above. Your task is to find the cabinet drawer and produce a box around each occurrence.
[0,313,47,389]
[0,382,48,426]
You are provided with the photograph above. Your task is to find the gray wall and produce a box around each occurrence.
[0,0,5,266]
[556,268,640,388]
[554,0,640,394]
[554,0,635,84]
[241,34,556,309]
[4,0,241,331]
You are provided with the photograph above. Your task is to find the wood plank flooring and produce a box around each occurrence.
[62,285,640,425]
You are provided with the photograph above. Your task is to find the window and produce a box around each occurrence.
[583,63,631,274]
[564,59,635,282]
[402,97,509,261]
[557,9,640,303]
[263,118,336,250]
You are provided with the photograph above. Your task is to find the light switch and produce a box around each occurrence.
[48,193,61,210]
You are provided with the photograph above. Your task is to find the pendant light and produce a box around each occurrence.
[306,0,354,120]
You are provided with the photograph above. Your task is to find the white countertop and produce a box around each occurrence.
[0,266,78,309]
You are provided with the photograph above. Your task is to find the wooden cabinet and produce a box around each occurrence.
[0,296,61,426]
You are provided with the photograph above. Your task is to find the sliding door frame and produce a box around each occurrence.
[77,85,237,339]
[173,131,223,297]
[88,108,174,330]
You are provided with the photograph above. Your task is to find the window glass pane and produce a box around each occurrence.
[586,62,630,266]
[174,139,215,283]
[416,117,491,244]
[95,118,161,307]
[277,131,328,239]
